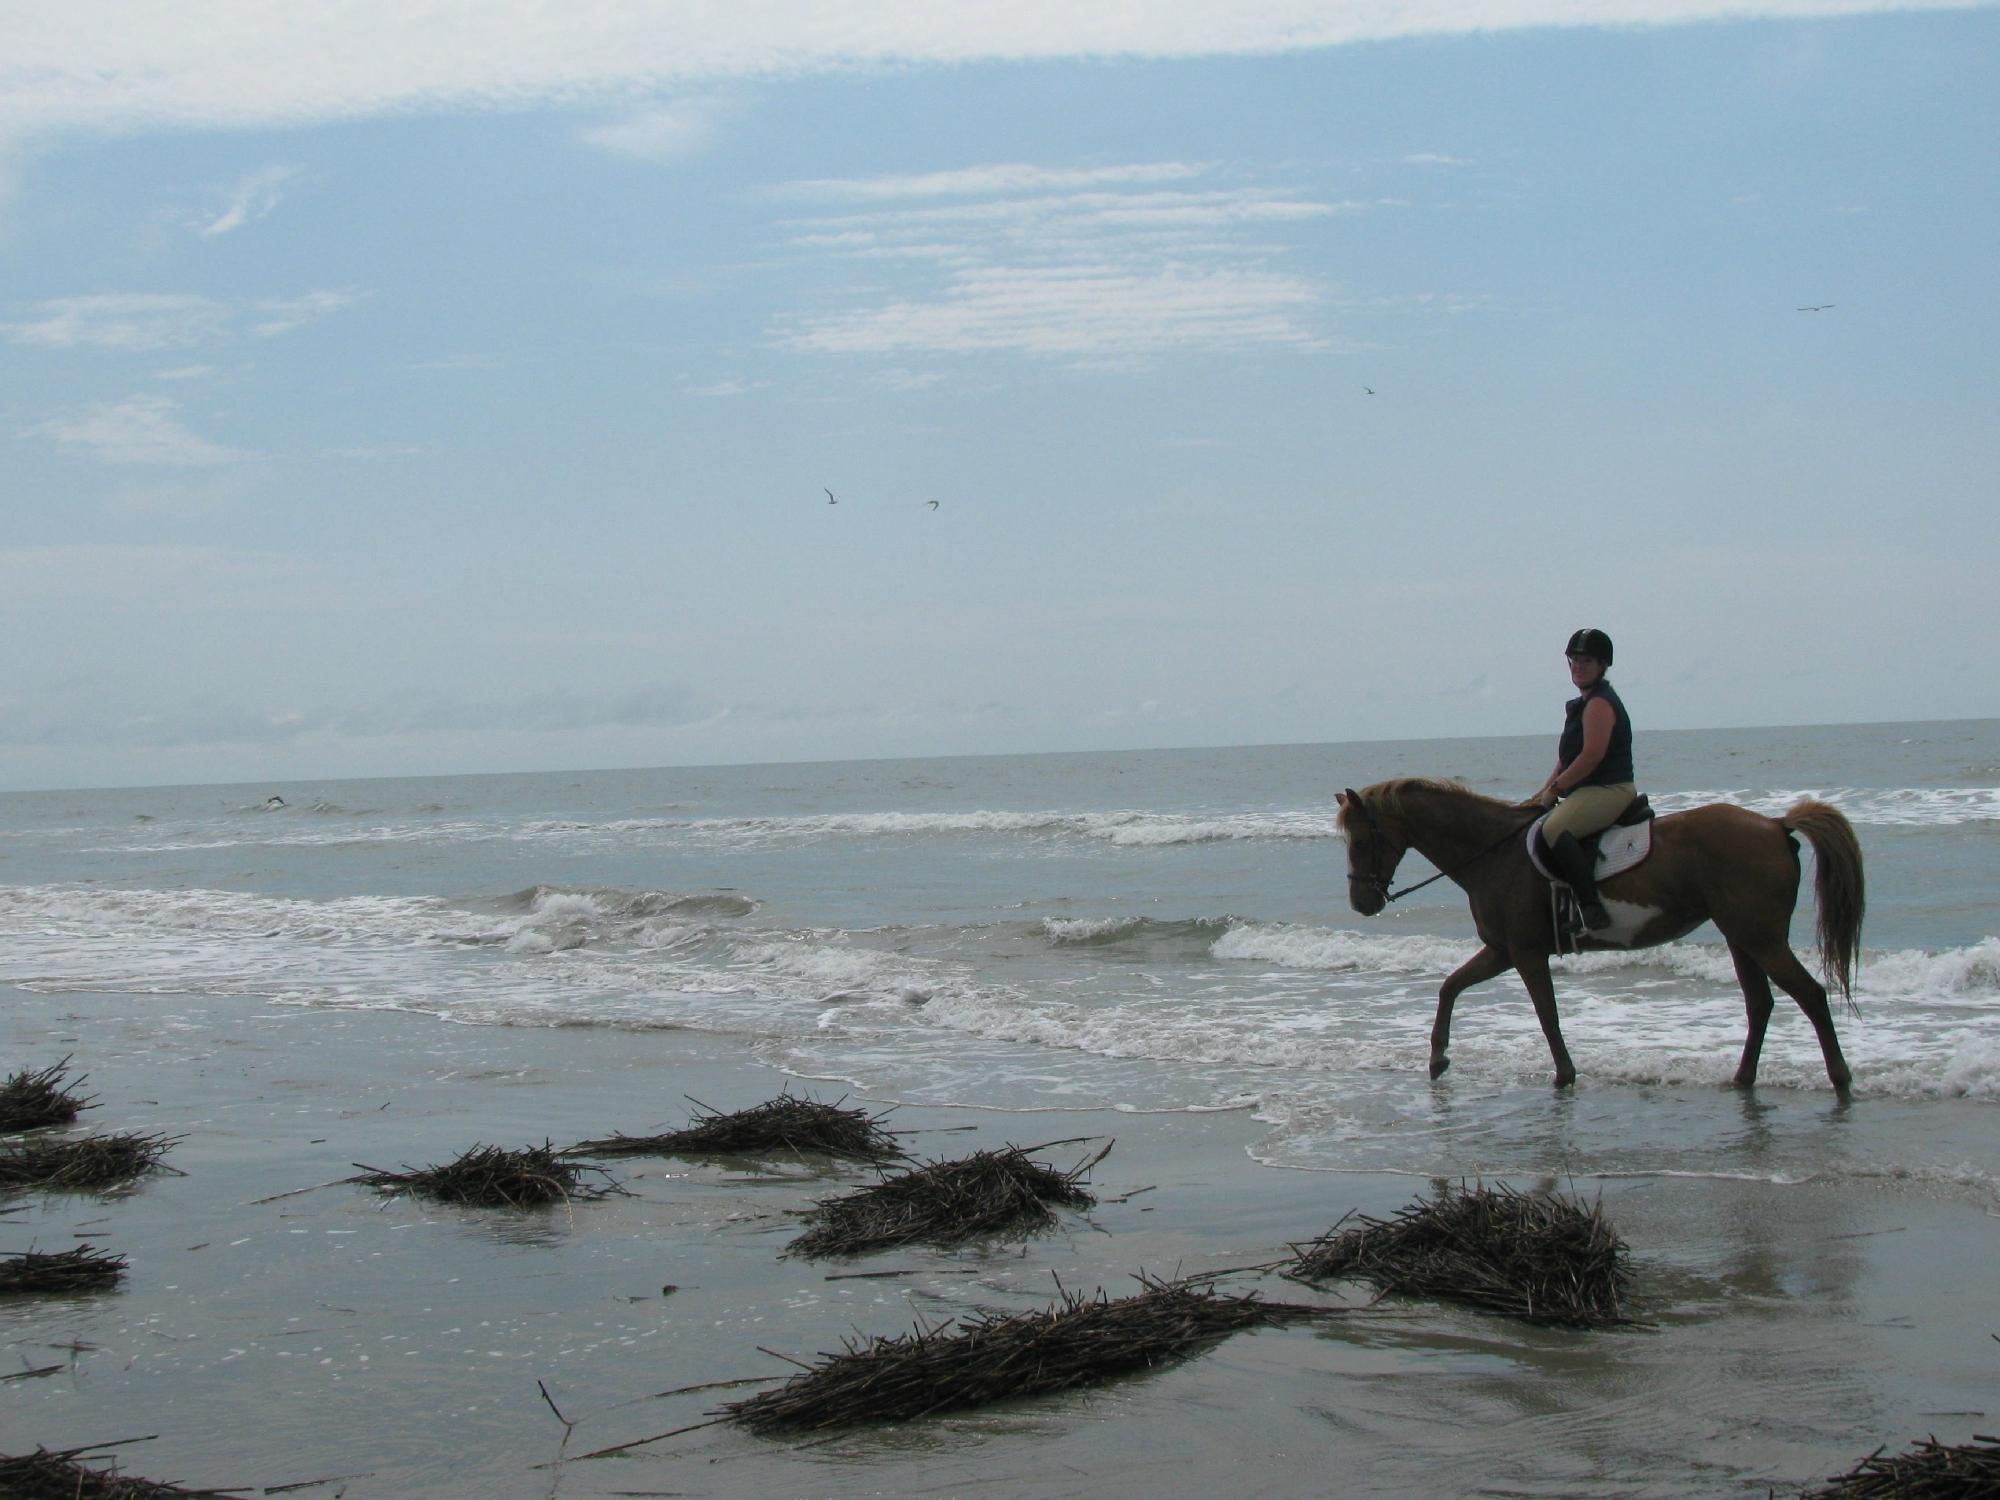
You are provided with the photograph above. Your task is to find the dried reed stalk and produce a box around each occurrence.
[724,1277,1334,1433]
[567,1093,901,1163]
[351,1141,621,1208]
[0,1444,236,1498]
[0,1132,177,1193]
[1289,1181,1631,1327]
[0,1058,95,1133]
[1803,1433,2000,1496]
[788,1143,1104,1258]
[0,1244,128,1295]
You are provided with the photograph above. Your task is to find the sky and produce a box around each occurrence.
[2,1,1996,791]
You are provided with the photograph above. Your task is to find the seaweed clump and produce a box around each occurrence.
[0,1244,128,1296]
[568,1094,901,1164]
[788,1143,1104,1259]
[725,1277,1333,1433]
[0,1132,177,1194]
[1289,1181,1631,1328]
[351,1141,620,1208]
[0,1058,94,1133]
[1802,1433,2000,1497]
[0,1445,235,1498]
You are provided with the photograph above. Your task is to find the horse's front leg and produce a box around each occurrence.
[1431,944,1513,1080]
[1515,952,1577,1088]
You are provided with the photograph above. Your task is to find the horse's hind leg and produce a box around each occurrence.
[1728,941,1777,1088]
[1430,944,1512,1080]
[1748,941,1853,1091]
[1515,952,1577,1089]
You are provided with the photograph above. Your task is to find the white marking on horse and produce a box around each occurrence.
[1589,899,1660,948]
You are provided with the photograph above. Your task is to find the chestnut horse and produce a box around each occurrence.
[1335,779,1865,1091]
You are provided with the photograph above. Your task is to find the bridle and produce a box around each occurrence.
[1341,787,1537,905]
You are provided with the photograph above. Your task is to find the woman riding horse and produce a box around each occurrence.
[1535,627,1635,932]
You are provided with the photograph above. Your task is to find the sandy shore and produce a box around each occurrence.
[2,985,1993,1498]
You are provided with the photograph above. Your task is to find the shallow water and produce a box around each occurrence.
[2,720,1995,1198]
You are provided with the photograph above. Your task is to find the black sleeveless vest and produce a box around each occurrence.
[1558,679,1634,787]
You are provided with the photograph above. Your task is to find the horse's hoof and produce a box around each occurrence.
[1429,1055,1450,1080]
[1553,1072,1576,1090]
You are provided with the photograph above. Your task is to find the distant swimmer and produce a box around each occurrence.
[824,487,837,505]
[926,500,939,510]
[1797,304,1835,312]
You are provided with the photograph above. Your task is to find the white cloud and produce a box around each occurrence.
[30,394,251,466]
[2,288,361,349]
[247,288,365,337]
[782,262,1326,357]
[771,162,1342,361]
[196,162,299,236]
[0,3,1982,138]
[778,161,1212,201]
[579,95,739,160]
[2,292,228,350]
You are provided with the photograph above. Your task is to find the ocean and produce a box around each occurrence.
[4,717,1994,1205]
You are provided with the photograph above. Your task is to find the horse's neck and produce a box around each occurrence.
[1398,788,1520,870]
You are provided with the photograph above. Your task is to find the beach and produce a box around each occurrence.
[3,981,1994,1499]
[2,723,1995,1495]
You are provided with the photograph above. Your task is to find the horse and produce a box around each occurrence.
[1334,778,1865,1091]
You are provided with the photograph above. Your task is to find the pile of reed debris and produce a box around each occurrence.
[0,1132,176,1194]
[0,1244,127,1296]
[788,1142,1105,1258]
[1289,1181,1631,1327]
[567,1093,902,1163]
[724,1277,1333,1433]
[0,1444,234,1498]
[0,1059,94,1133]
[1803,1433,2000,1496]
[352,1141,621,1208]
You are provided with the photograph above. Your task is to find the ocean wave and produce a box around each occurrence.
[1041,915,1233,947]
[1208,922,2000,1001]
[516,808,1339,850]
[1655,786,2000,826]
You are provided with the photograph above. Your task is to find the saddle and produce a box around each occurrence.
[1526,795,1655,950]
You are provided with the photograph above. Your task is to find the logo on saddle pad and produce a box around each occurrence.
[1525,814,1654,883]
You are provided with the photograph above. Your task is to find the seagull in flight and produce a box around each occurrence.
[1363,385,1375,395]
[824,487,837,505]
[1797,304,1836,312]
[926,500,939,510]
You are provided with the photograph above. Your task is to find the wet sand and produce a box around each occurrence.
[2,985,1993,1498]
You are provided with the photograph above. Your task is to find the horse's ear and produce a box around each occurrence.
[1341,788,1360,807]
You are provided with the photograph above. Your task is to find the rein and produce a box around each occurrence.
[1343,790,1537,904]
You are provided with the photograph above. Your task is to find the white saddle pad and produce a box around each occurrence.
[1526,813,1654,881]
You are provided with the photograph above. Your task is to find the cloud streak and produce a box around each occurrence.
[196,162,298,236]
[772,162,1345,360]
[2,2,1984,138]
[29,395,252,466]
[2,288,362,350]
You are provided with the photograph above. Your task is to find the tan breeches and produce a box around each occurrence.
[1543,782,1636,843]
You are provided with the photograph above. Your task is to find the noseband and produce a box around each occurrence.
[1341,787,1533,904]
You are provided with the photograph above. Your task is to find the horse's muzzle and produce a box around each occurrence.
[1348,880,1387,917]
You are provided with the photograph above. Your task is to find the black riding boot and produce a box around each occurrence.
[1549,831,1612,931]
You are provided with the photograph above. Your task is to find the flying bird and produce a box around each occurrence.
[824,487,837,505]
[1363,386,1375,395]
[926,500,939,510]
[1797,304,1835,312]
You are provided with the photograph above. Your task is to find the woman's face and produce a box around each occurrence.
[1567,653,1604,689]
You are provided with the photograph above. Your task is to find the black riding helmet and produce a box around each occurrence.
[1565,628,1613,666]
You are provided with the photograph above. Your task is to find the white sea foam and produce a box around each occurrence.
[1654,786,2000,826]
[1,881,1993,1107]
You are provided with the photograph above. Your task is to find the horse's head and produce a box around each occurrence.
[1336,785,1408,917]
